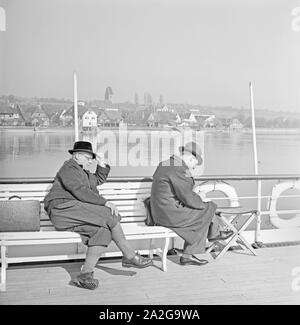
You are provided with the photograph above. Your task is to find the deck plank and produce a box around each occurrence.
[1,245,300,305]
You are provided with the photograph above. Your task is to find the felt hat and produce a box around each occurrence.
[68,141,96,159]
[179,141,203,164]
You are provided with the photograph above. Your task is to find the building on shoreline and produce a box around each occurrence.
[0,102,25,126]
[1,95,300,130]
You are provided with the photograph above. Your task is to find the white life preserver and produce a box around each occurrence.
[194,182,240,207]
[269,181,300,229]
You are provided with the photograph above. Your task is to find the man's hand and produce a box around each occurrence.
[95,152,107,167]
[105,201,119,216]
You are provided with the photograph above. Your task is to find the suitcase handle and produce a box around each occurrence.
[8,195,22,200]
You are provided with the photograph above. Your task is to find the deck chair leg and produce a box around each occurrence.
[206,242,216,253]
[215,234,239,260]
[234,212,257,255]
[161,237,170,272]
[237,234,257,256]
[1,245,7,292]
[236,238,249,251]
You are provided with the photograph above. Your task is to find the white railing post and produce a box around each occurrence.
[73,72,79,141]
[249,82,264,248]
[255,180,262,244]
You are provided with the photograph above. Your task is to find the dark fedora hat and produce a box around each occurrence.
[179,141,203,164]
[68,141,96,159]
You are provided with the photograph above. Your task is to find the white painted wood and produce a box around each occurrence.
[5,254,87,264]
[99,188,151,195]
[0,245,7,292]
[98,182,152,189]
[39,216,149,226]
[0,182,153,193]
[0,195,46,201]
[118,211,145,217]
[0,231,81,240]
[2,238,82,246]
[0,180,179,291]
[114,203,146,210]
[107,200,146,205]
[0,184,52,191]
[102,194,149,200]
[162,237,170,272]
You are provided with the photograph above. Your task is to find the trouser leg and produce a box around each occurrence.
[111,223,135,259]
[182,214,221,256]
[81,245,107,273]
[182,235,207,256]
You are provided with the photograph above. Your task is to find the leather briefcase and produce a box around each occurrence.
[0,196,41,232]
[143,197,156,226]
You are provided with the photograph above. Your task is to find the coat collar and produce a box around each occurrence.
[171,155,193,178]
[171,154,186,167]
[66,158,84,170]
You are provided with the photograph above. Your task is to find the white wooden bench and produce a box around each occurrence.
[0,180,178,292]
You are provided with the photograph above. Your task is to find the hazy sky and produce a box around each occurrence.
[0,0,300,111]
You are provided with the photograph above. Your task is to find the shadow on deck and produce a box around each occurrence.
[1,245,300,305]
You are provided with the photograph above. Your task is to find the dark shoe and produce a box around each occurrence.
[71,272,99,290]
[179,256,208,266]
[208,230,234,242]
[167,248,183,255]
[122,253,153,269]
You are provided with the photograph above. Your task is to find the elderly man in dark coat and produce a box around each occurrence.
[44,141,152,290]
[150,142,233,266]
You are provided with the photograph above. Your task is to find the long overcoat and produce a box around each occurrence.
[150,155,217,245]
[44,159,120,247]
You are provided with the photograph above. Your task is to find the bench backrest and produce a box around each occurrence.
[0,181,152,231]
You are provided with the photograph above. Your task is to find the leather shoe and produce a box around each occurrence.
[71,272,99,290]
[122,253,153,268]
[179,256,208,266]
[208,230,234,242]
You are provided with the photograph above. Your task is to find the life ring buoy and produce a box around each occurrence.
[194,182,240,207]
[269,181,300,229]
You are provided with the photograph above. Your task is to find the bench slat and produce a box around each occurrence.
[116,205,145,211]
[102,194,149,200]
[98,182,152,189]
[0,223,174,241]
[99,188,151,195]
[0,182,152,192]
[119,211,145,217]
[0,231,80,240]
[0,192,44,197]
[0,190,150,197]
[0,184,53,191]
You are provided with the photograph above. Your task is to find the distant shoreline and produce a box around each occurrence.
[0,126,75,133]
[0,126,299,134]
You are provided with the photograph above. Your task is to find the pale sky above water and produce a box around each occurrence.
[0,0,300,112]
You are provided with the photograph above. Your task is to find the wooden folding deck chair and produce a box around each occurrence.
[207,207,258,259]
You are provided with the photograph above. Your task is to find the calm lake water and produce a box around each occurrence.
[1,128,299,178]
[1,127,300,223]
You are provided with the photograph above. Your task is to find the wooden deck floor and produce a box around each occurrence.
[1,245,300,305]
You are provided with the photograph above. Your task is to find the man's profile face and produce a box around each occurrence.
[183,153,199,170]
[74,152,93,169]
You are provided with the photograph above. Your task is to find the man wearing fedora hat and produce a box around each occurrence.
[44,141,152,290]
[150,141,233,266]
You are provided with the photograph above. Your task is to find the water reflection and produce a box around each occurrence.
[0,129,300,178]
[0,130,75,160]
